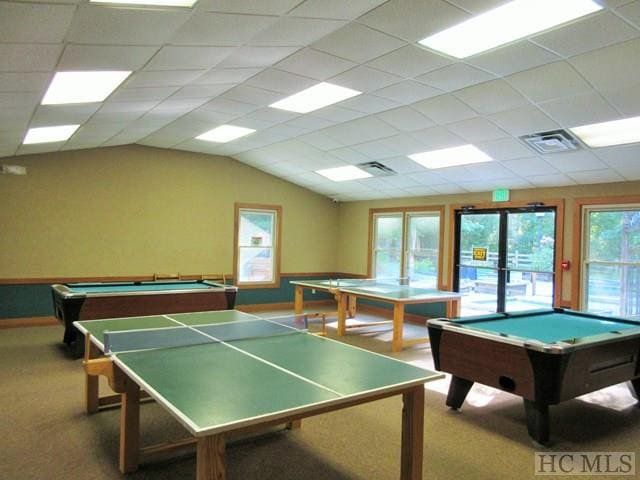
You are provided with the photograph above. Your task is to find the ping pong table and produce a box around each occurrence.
[75,309,442,480]
[291,278,462,352]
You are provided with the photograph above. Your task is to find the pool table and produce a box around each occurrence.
[52,280,237,353]
[427,308,640,444]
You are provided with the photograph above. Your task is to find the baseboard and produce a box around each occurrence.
[0,316,58,329]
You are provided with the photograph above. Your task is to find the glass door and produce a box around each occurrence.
[455,207,556,315]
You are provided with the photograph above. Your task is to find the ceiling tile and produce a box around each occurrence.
[171,13,277,46]
[544,151,608,173]
[408,125,465,150]
[412,94,477,124]
[312,23,406,63]
[416,63,495,92]
[310,106,366,123]
[372,80,441,104]
[367,45,452,78]
[220,85,283,106]
[618,1,640,27]
[570,38,640,92]
[201,0,301,15]
[320,116,399,145]
[250,17,347,47]
[527,173,576,187]
[539,92,620,127]
[376,156,426,174]
[193,68,263,85]
[170,84,234,100]
[275,48,357,80]
[30,104,100,127]
[502,157,559,176]
[594,144,640,168]
[125,70,208,89]
[288,0,388,20]
[488,105,559,137]
[68,4,190,45]
[145,47,233,71]
[339,94,401,114]
[600,83,640,116]
[0,44,62,72]
[58,45,159,71]
[0,72,50,93]
[445,117,509,142]
[330,66,404,93]
[219,47,301,68]
[467,41,560,77]
[476,138,533,161]
[0,2,74,43]
[568,169,626,184]
[0,92,38,109]
[246,69,317,94]
[377,107,435,132]
[532,11,639,58]
[507,61,593,103]
[454,80,530,115]
[359,0,468,42]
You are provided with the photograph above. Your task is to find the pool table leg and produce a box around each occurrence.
[523,399,550,445]
[445,376,474,409]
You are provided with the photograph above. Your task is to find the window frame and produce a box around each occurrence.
[233,203,282,289]
[367,206,445,289]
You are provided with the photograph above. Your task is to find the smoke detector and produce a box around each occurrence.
[356,161,397,177]
[519,129,581,154]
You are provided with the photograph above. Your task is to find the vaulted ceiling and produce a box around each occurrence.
[2,0,640,201]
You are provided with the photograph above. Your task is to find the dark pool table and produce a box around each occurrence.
[52,280,237,353]
[427,308,640,444]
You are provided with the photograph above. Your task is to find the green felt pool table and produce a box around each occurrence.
[52,280,237,353]
[427,308,640,444]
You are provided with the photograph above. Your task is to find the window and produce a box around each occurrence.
[234,204,281,287]
[370,207,443,288]
[582,205,640,319]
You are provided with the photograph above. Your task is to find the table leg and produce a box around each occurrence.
[401,386,424,480]
[197,435,226,480]
[84,335,101,414]
[523,399,550,445]
[447,298,461,318]
[392,303,405,352]
[337,292,348,336]
[294,286,303,314]
[347,295,357,318]
[119,376,141,474]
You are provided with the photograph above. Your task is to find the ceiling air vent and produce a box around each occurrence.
[356,161,397,177]
[519,129,581,155]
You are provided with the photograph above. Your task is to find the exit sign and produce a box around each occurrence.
[492,188,510,202]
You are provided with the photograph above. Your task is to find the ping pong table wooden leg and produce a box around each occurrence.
[447,298,461,318]
[392,303,405,352]
[197,434,226,480]
[401,385,425,480]
[294,285,304,314]
[84,334,101,414]
[337,292,348,336]
[119,377,141,474]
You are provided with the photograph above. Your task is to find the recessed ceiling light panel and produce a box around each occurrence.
[270,82,361,114]
[570,116,640,148]
[196,125,256,143]
[316,165,372,182]
[408,145,493,169]
[23,125,80,144]
[419,0,603,58]
[42,71,131,105]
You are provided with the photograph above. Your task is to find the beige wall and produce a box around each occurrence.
[336,181,640,305]
[0,145,339,278]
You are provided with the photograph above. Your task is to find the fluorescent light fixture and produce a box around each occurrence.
[270,82,361,113]
[570,116,640,148]
[23,125,80,144]
[409,145,493,169]
[42,71,131,105]
[316,165,372,182]
[196,125,256,143]
[419,0,603,58]
[90,0,197,6]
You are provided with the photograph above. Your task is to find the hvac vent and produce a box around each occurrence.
[356,161,397,177]
[519,129,581,154]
